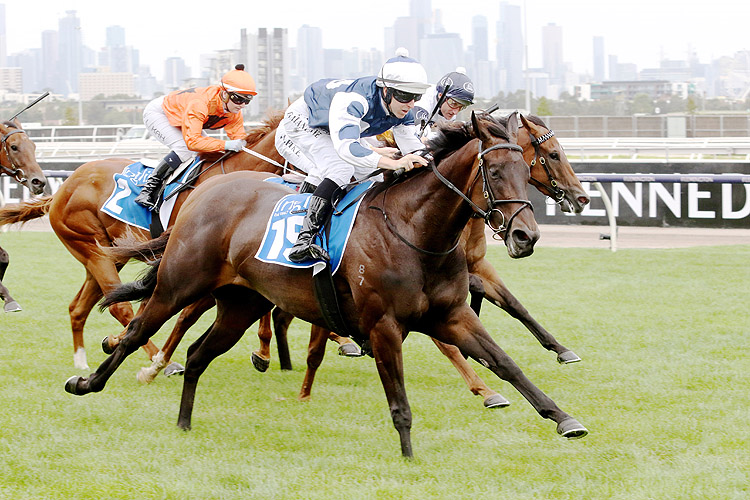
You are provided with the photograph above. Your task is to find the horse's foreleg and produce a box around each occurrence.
[298,325,330,401]
[473,258,580,364]
[0,279,21,313]
[429,337,509,409]
[178,290,272,431]
[137,295,216,384]
[252,312,273,372]
[64,299,174,396]
[369,317,413,458]
[271,307,294,370]
[432,306,588,440]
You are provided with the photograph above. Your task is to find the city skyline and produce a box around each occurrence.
[4,0,749,82]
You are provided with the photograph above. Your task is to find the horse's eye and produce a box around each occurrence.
[489,167,501,179]
[10,145,18,151]
[549,152,560,161]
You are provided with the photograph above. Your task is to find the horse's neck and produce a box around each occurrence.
[389,143,479,249]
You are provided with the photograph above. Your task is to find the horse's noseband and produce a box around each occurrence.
[528,128,566,203]
[474,141,533,242]
[1,129,28,184]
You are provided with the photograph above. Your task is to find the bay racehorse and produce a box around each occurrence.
[0,112,285,369]
[0,120,48,312]
[130,112,591,408]
[66,112,588,457]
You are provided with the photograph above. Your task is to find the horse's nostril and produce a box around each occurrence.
[578,196,590,206]
[513,229,530,243]
[31,178,45,187]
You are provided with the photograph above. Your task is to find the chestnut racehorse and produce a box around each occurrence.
[66,111,588,457]
[0,120,48,312]
[0,112,285,369]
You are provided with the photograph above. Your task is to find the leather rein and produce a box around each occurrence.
[0,129,29,184]
[371,139,533,256]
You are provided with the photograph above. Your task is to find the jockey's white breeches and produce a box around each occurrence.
[276,97,381,188]
[143,96,193,162]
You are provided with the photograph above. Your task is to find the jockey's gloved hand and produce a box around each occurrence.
[225,139,246,152]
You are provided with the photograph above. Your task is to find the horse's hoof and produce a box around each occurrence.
[251,352,270,373]
[164,362,185,377]
[4,301,22,312]
[557,350,581,364]
[101,336,114,355]
[337,343,362,357]
[64,375,84,395]
[557,417,588,439]
[483,394,510,409]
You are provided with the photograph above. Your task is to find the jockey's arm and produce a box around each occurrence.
[182,102,230,153]
[328,92,382,171]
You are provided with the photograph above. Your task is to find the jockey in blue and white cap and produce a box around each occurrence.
[414,67,475,139]
[275,47,431,263]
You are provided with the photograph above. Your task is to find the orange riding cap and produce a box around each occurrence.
[162,86,246,153]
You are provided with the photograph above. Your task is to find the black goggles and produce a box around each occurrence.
[391,88,422,103]
[228,92,253,105]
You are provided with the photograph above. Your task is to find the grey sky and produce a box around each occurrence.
[6,0,748,79]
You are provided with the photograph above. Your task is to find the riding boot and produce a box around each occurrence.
[134,151,183,210]
[288,179,338,263]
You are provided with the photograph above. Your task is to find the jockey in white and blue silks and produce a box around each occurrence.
[275,49,431,263]
[414,68,475,140]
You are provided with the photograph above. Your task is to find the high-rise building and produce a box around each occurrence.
[472,15,488,63]
[542,23,563,85]
[593,36,605,82]
[0,67,22,92]
[58,10,83,94]
[296,25,323,89]
[420,33,462,83]
[255,28,290,112]
[496,2,523,93]
[79,69,135,100]
[0,4,7,67]
[41,30,58,91]
[163,57,190,90]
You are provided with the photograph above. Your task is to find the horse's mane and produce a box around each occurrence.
[425,112,510,164]
[0,120,20,132]
[243,109,283,148]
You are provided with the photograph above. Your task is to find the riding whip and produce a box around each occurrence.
[8,91,50,122]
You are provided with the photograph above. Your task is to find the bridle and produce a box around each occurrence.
[526,127,567,203]
[0,129,29,184]
[371,138,533,255]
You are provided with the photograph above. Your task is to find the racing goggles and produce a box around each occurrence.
[445,97,471,110]
[391,88,422,104]
[228,92,253,105]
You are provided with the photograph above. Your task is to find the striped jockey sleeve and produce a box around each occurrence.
[328,92,381,170]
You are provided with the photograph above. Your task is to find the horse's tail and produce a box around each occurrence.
[0,196,53,225]
[107,228,172,262]
[99,259,160,310]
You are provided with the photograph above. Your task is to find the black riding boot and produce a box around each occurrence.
[288,179,337,263]
[134,151,182,210]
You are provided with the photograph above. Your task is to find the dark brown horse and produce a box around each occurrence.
[66,112,588,457]
[132,112,591,407]
[0,120,48,312]
[0,112,285,369]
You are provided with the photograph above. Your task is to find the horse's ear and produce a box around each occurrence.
[470,111,490,142]
[507,111,519,142]
[519,112,531,131]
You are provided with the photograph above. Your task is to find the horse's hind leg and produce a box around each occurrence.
[136,295,216,384]
[429,337,509,409]
[432,306,588,440]
[271,307,294,370]
[298,325,331,401]
[473,258,580,364]
[178,288,272,430]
